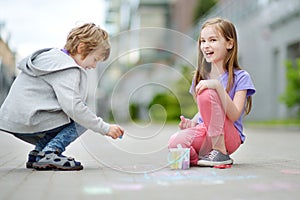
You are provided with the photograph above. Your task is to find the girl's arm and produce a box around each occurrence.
[216,85,247,122]
[196,80,247,122]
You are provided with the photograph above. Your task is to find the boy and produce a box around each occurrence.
[0,23,124,170]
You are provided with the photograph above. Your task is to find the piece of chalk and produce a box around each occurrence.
[213,164,232,169]
[119,135,123,139]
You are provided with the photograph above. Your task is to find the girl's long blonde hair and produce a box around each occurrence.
[194,17,252,115]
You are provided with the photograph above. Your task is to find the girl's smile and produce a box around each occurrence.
[204,50,214,58]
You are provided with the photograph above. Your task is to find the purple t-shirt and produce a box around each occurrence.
[190,70,256,142]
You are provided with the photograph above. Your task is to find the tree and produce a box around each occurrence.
[193,0,218,23]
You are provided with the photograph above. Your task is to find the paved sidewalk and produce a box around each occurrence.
[0,124,299,200]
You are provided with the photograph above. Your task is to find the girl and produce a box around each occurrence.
[168,17,255,167]
[0,23,124,170]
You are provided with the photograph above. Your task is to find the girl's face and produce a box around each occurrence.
[200,25,232,66]
[74,47,106,70]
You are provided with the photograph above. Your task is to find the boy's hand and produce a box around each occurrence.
[106,124,124,139]
[178,115,197,130]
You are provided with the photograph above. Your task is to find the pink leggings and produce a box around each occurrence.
[168,89,241,165]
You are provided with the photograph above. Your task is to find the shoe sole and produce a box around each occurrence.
[33,163,83,171]
[197,159,233,167]
[26,162,34,169]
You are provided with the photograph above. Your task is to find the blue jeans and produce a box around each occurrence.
[13,121,86,153]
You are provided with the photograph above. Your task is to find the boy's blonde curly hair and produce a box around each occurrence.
[64,23,110,60]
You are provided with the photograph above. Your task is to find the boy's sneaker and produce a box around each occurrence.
[197,149,233,167]
[26,150,45,168]
[26,150,39,168]
[32,151,83,171]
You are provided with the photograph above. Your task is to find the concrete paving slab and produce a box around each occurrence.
[0,124,299,200]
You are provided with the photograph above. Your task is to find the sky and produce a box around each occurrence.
[0,0,107,61]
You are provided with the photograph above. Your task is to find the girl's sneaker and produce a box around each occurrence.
[197,149,233,167]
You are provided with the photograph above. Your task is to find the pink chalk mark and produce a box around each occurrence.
[281,169,300,175]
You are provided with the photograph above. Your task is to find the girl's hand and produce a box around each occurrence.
[179,115,197,130]
[195,79,221,94]
[106,124,124,139]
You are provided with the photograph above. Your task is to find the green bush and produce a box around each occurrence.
[280,59,300,117]
[129,103,139,121]
[148,92,181,122]
[148,65,197,122]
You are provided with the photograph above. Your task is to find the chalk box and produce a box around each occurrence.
[168,148,190,170]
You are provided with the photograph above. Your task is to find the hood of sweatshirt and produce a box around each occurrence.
[18,48,81,76]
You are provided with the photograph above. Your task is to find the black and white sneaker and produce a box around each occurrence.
[197,149,233,167]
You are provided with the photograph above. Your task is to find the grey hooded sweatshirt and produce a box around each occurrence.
[0,48,110,135]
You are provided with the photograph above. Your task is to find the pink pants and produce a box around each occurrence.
[168,89,241,165]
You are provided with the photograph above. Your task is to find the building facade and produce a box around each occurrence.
[95,0,198,122]
[0,33,15,105]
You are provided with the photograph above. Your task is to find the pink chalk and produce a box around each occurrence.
[213,164,232,169]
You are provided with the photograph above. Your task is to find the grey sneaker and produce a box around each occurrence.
[197,150,233,167]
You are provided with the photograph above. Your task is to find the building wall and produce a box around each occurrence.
[99,0,199,121]
[0,38,15,105]
[170,0,198,33]
[0,38,15,73]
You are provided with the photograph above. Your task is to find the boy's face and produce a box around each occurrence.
[75,48,106,70]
